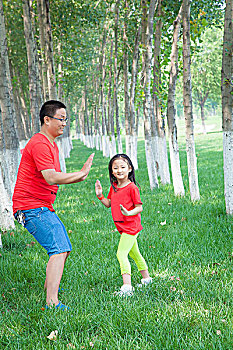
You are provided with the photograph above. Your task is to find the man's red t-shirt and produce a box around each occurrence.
[107,182,143,235]
[12,133,61,213]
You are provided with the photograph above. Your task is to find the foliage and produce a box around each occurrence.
[191,26,223,110]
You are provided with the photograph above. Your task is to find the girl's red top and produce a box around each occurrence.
[107,182,143,235]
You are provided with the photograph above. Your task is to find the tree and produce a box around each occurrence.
[23,0,42,134]
[0,0,20,232]
[222,0,233,214]
[141,0,159,189]
[167,3,185,196]
[182,0,200,201]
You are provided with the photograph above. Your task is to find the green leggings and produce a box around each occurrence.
[116,232,148,275]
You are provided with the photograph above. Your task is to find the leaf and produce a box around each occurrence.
[47,330,58,341]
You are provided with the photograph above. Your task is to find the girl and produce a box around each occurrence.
[95,154,152,296]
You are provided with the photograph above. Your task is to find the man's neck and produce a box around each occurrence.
[39,129,55,144]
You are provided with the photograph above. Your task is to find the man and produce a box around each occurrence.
[13,100,94,310]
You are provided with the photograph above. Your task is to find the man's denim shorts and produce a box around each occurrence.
[14,207,72,257]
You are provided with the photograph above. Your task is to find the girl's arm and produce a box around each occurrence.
[120,204,142,216]
[95,180,111,208]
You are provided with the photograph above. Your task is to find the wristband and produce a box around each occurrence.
[97,194,104,200]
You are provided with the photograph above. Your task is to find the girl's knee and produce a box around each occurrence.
[117,249,127,262]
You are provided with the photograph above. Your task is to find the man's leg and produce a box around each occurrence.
[44,251,71,291]
[46,252,68,306]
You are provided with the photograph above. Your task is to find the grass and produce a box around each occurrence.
[1,115,233,349]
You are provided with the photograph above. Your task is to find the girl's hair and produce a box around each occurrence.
[108,154,139,191]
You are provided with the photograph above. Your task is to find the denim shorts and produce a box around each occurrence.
[14,207,72,257]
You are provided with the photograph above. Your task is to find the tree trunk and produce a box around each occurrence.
[37,0,49,100]
[108,36,116,157]
[23,0,42,134]
[37,0,57,99]
[182,0,200,201]
[114,0,122,154]
[129,22,141,169]
[167,4,185,196]
[123,1,130,156]
[151,0,170,185]
[9,63,29,147]
[222,0,233,214]
[0,0,20,230]
[142,0,158,189]
[98,26,107,156]
[200,101,207,135]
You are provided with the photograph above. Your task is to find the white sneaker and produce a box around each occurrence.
[137,277,153,288]
[114,284,134,297]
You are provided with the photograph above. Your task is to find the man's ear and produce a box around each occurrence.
[44,116,50,125]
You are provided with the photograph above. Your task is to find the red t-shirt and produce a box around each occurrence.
[12,133,61,213]
[107,182,143,235]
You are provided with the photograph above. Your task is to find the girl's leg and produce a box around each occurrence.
[129,238,151,279]
[117,233,138,286]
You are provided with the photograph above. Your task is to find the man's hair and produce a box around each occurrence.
[39,100,66,126]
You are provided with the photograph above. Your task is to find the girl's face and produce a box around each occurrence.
[112,158,132,183]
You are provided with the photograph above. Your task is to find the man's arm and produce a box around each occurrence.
[41,153,94,185]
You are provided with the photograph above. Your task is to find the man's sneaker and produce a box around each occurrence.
[114,284,134,297]
[137,277,153,288]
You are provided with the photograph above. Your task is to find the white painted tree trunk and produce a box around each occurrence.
[145,138,158,190]
[109,135,117,159]
[62,136,72,159]
[125,134,131,158]
[90,135,95,149]
[0,167,14,232]
[5,149,21,195]
[95,134,100,150]
[117,135,123,154]
[0,148,13,199]
[151,136,159,173]
[186,135,200,200]
[19,139,29,150]
[169,133,185,196]
[158,136,170,185]
[222,0,233,214]
[131,135,138,170]
[223,132,233,214]
[105,135,110,157]
[102,134,107,157]
[56,138,66,173]
[102,135,110,157]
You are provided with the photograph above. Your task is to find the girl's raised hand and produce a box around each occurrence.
[120,204,129,216]
[95,179,102,197]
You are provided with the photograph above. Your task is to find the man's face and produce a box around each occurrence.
[47,108,67,138]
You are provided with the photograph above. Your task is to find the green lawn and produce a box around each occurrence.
[1,119,233,349]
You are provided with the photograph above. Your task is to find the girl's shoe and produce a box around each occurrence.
[137,277,153,288]
[115,284,134,297]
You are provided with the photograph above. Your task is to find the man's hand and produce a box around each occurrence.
[95,180,102,197]
[79,153,95,181]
